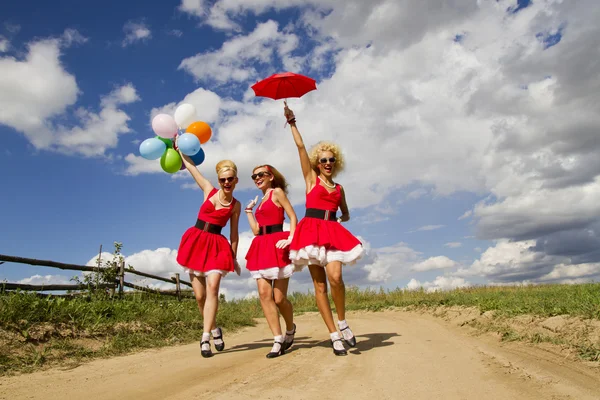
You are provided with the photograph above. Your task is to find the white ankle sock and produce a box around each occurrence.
[211,328,223,346]
[201,332,211,351]
[338,321,354,341]
[285,327,295,343]
[330,332,345,351]
[271,335,283,353]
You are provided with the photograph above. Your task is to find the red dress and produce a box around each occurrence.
[177,188,237,276]
[289,179,364,268]
[245,190,294,279]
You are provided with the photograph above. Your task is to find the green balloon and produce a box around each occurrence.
[156,136,174,148]
[160,148,182,174]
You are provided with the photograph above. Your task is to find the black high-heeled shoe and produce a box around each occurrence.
[331,338,347,356]
[200,340,213,358]
[340,325,356,347]
[266,340,285,359]
[213,327,225,352]
[282,323,296,351]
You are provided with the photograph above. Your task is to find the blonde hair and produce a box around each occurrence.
[253,164,289,194]
[215,160,238,177]
[308,141,345,178]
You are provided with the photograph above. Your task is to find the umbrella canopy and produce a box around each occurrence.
[251,72,317,100]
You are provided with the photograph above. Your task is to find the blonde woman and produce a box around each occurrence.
[176,153,242,358]
[245,164,298,358]
[284,103,364,356]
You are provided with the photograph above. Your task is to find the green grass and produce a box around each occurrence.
[1,283,599,375]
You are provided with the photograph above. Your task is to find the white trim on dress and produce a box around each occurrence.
[290,244,364,270]
[183,268,229,278]
[249,264,295,280]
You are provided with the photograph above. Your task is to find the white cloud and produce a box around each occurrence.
[53,84,141,157]
[122,21,152,47]
[18,274,73,285]
[458,210,472,220]
[0,31,138,157]
[169,29,184,38]
[0,32,80,147]
[0,36,9,52]
[178,20,298,84]
[4,22,20,34]
[457,239,600,284]
[406,276,471,292]
[101,83,140,107]
[444,242,462,248]
[409,225,445,233]
[411,256,457,272]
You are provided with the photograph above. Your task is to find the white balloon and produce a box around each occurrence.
[174,103,197,130]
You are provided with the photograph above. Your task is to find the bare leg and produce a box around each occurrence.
[202,273,222,334]
[325,261,345,321]
[273,278,294,332]
[257,278,283,337]
[308,265,336,333]
[190,274,207,315]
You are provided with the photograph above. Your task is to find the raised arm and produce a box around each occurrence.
[338,185,350,222]
[177,141,214,197]
[285,102,316,192]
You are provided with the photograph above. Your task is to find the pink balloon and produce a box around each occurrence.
[152,114,178,139]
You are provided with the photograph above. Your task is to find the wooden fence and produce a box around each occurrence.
[0,254,195,300]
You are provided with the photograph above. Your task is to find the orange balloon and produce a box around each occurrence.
[186,121,212,144]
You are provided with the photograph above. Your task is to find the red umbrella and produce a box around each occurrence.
[251,72,317,100]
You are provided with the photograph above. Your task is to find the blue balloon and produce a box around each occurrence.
[178,133,201,156]
[139,138,166,160]
[190,147,205,166]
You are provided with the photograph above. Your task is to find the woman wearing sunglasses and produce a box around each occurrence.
[176,149,242,358]
[283,102,364,356]
[244,165,298,358]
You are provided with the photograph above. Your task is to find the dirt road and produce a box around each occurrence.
[1,310,599,400]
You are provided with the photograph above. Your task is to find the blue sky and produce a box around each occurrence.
[1,0,598,298]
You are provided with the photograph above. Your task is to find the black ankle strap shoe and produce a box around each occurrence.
[200,340,213,358]
[266,341,285,359]
[331,338,347,356]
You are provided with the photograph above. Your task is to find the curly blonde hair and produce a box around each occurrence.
[215,159,238,177]
[308,141,345,178]
[253,164,289,194]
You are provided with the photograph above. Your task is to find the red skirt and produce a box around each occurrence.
[246,231,291,271]
[289,218,364,267]
[177,227,235,273]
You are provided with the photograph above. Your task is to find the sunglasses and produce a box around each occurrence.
[219,177,235,184]
[319,157,336,164]
[251,171,271,181]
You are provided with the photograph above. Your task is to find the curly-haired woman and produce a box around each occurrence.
[283,102,364,356]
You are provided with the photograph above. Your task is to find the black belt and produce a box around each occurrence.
[195,219,223,234]
[257,224,284,235]
[305,208,337,221]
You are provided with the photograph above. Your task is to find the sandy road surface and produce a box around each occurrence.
[1,310,599,400]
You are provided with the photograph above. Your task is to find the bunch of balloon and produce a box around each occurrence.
[138,103,212,174]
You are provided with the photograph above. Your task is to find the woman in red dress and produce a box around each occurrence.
[176,152,242,358]
[244,164,298,358]
[284,103,364,356]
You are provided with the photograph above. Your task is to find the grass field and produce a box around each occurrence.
[1,283,599,375]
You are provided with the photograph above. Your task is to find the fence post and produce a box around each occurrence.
[175,273,181,301]
[118,258,125,298]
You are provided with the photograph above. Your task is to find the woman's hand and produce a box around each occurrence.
[284,101,296,124]
[275,238,291,249]
[245,196,259,213]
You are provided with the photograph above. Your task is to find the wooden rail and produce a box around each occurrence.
[0,253,193,300]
